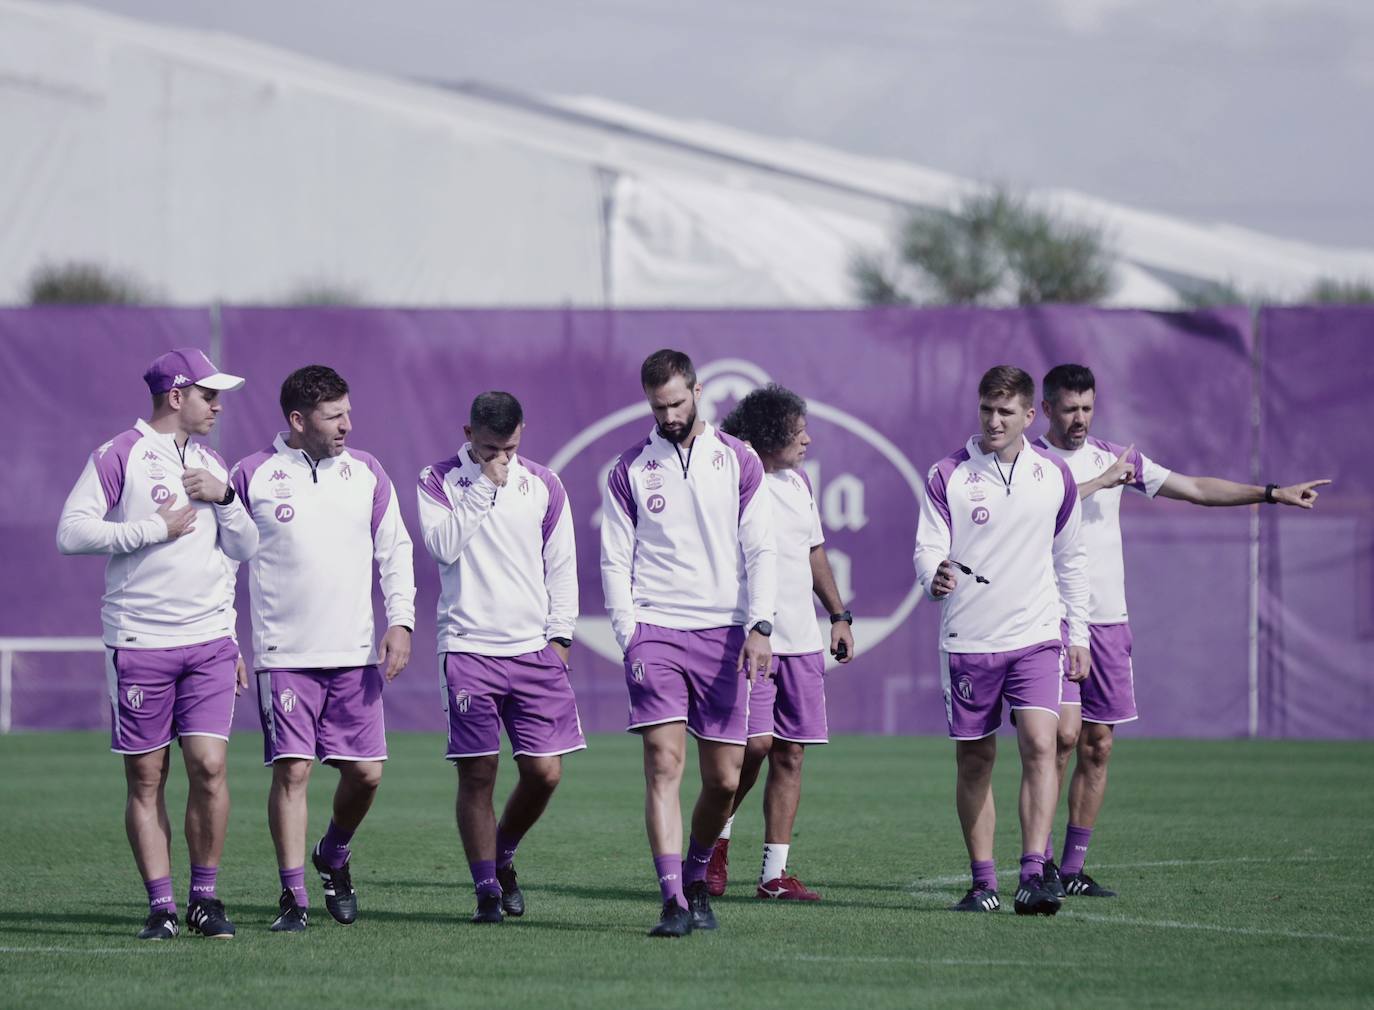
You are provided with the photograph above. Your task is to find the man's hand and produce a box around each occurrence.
[156,502,196,539]
[549,640,571,666]
[830,621,855,664]
[1275,479,1332,509]
[1067,645,1091,682]
[737,629,772,684]
[1099,444,1136,489]
[233,654,249,696]
[182,467,228,503]
[481,454,509,488]
[931,560,959,598]
[377,625,412,681]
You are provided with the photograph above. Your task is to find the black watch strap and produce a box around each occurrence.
[1264,483,1278,504]
[829,610,853,626]
[549,636,573,648]
[217,485,236,506]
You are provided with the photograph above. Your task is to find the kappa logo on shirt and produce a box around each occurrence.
[143,451,159,461]
[125,686,144,710]
[964,472,984,484]
[457,477,473,489]
[270,470,290,481]
[643,459,662,472]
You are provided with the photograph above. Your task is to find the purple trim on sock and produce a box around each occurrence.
[470,859,500,897]
[145,875,176,915]
[683,835,713,886]
[970,859,997,890]
[654,853,686,909]
[280,865,309,908]
[495,826,523,870]
[1061,823,1094,876]
[189,864,218,903]
[319,820,355,869]
[1019,852,1047,885]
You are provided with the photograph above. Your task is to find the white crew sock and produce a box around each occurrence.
[718,815,735,841]
[760,843,789,883]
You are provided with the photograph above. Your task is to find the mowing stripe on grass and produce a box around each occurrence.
[0,946,185,955]
[910,854,1354,891]
[795,955,1042,966]
[1062,911,1372,944]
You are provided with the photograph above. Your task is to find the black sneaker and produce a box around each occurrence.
[471,891,504,924]
[136,909,180,940]
[496,864,525,917]
[1043,859,1067,900]
[187,898,236,938]
[1062,872,1117,897]
[647,899,692,938]
[1013,874,1063,916]
[684,880,718,931]
[312,845,358,925]
[949,882,1001,912]
[269,889,308,932]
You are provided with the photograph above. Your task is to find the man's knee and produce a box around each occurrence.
[644,738,685,786]
[1056,724,1081,757]
[703,761,741,797]
[519,757,562,793]
[272,758,313,792]
[1079,728,1114,769]
[955,739,997,780]
[343,761,383,792]
[186,749,227,790]
[124,753,168,799]
[745,736,772,766]
[458,756,499,793]
[769,741,805,776]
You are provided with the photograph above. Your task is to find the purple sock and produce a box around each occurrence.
[470,859,500,897]
[145,875,176,916]
[318,819,355,869]
[495,826,523,870]
[970,859,997,890]
[189,864,218,904]
[654,854,686,909]
[1045,834,1055,862]
[1019,852,1047,884]
[683,836,713,886]
[280,866,309,908]
[1061,823,1093,876]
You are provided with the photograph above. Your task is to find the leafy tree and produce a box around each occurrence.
[27,262,149,304]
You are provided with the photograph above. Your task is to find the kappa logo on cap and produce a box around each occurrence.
[279,688,297,714]
[172,374,191,387]
[125,686,144,710]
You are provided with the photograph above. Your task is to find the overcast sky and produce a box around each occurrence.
[76,0,1374,247]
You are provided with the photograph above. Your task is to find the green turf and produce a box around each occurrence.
[0,732,1371,1009]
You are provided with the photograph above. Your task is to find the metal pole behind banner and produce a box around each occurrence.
[1247,306,1263,738]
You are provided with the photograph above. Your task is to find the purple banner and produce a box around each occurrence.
[6,306,1354,738]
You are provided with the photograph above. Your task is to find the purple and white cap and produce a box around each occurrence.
[143,348,245,395]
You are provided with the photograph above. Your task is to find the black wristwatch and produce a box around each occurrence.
[1264,483,1278,504]
[217,486,236,506]
[750,620,773,637]
[829,610,853,626]
[549,636,573,648]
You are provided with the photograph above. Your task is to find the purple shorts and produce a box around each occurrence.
[625,623,749,744]
[105,637,238,754]
[941,640,1064,740]
[747,651,829,744]
[443,647,587,760]
[257,665,387,765]
[1059,621,1137,724]
[1060,620,1081,706]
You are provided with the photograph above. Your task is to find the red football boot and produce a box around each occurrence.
[756,872,821,901]
[705,838,730,897]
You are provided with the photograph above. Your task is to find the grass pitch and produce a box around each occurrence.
[1,732,1371,1009]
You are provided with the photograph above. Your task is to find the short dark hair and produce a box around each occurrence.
[978,365,1035,408]
[469,391,524,437]
[1042,363,1096,404]
[720,384,807,456]
[640,348,696,390]
[280,365,349,419]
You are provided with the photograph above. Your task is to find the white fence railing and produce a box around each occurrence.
[0,637,105,733]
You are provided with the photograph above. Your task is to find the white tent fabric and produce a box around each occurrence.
[3,0,1373,308]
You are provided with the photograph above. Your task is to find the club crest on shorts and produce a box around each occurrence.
[455,689,471,714]
[274,503,295,523]
[971,506,990,525]
[956,676,974,701]
[149,484,172,504]
[125,686,144,710]
[631,659,646,682]
[279,688,297,714]
[646,494,666,514]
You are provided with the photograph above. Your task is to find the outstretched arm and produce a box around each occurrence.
[1158,474,1331,509]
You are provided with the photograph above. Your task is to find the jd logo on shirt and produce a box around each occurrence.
[150,484,172,504]
[646,494,666,514]
[274,503,296,523]
[971,506,990,525]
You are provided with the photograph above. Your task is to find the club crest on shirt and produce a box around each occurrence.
[339,462,352,480]
[518,476,530,495]
[273,483,292,499]
[644,474,664,490]
[971,506,990,525]
[147,463,167,479]
[712,450,726,470]
[968,487,986,502]
[956,676,974,701]
[455,689,471,714]
[279,688,297,714]
[631,659,645,683]
[1032,462,1044,481]
[274,503,296,523]
[1093,452,1104,467]
[646,493,667,514]
[125,686,144,710]
[150,484,172,505]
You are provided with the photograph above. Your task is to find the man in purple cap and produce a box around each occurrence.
[58,347,258,940]
[600,348,776,938]
[231,365,415,933]
[417,391,584,925]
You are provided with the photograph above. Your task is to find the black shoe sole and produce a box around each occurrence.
[323,900,358,925]
[501,894,525,917]
[1014,898,1062,916]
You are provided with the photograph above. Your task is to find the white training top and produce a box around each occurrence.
[231,434,416,670]
[57,418,258,649]
[914,435,1089,653]
[417,446,577,658]
[1035,435,1171,625]
[767,468,826,656]
[600,423,777,651]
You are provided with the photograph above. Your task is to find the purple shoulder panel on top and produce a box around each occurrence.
[796,466,814,497]
[608,437,650,526]
[349,448,393,538]
[1088,434,1148,494]
[230,448,275,512]
[521,457,568,543]
[1045,450,1079,535]
[199,444,228,474]
[927,447,970,531]
[718,430,763,519]
[92,428,142,511]
[419,456,462,511]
